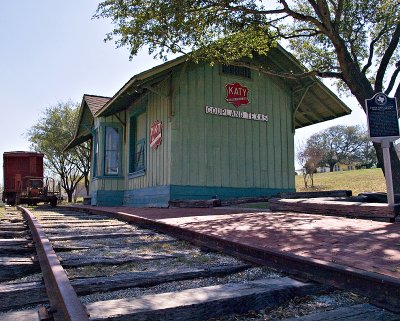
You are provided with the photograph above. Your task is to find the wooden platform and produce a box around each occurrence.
[169,198,222,208]
[280,190,352,199]
[269,198,400,221]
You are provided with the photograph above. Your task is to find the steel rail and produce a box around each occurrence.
[18,206,90,321]
[70,206,400,314]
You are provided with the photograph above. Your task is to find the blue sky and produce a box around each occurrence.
[0,1,369,184]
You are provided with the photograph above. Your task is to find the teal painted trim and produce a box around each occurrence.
[91,191,97,206]
[170,185,295,200]
[129,107,147,174]
[128,169,146,179]
[100,122,123,177]
[92,129,98,178]
[96,176,124,179]
[129,99,147,117]
[95,190,124,206]
[124,185,170,208]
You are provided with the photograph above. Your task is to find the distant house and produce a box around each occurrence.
[66,46,351,207]
[295,168,304,175]
[333,163,357,171]
[316,166,330,173]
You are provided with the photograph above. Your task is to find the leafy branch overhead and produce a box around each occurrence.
[95,0,400,101]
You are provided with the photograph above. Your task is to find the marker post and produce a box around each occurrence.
[365,93,399,207]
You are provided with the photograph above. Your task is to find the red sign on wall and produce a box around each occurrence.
[225,83,250,107]
[150,120,163,149]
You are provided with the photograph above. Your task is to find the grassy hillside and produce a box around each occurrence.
[295,168,387,196]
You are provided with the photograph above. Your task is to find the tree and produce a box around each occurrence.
[297,141,323,188]
[69,142,91,196]
[305,133,337,172]
[305,125,376,171]
[95,0,400,191]
[357,132,379,168]
[27,102,91,202]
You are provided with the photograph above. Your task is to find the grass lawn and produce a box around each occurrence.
[295,168,387,196]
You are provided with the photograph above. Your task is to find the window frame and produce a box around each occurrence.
[92,129,98,178]
[101,123,123,177]
[129,106,147,177]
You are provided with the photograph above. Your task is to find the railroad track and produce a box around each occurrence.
[0,206,399,321]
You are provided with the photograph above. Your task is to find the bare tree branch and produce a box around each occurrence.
[334,0,344,26]
[375,22,400,92]
[220,3,286,15]
[395,80,400,103]
[277,28,321,39]
[349,39,360,70]
[385,64,400,95]
[361,24,389,74]
[231,61,342,80]
[279,0,327,33]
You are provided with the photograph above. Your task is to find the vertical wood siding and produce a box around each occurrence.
[171,63,294,190]
[126,81,171,190]
[90,60,295,203]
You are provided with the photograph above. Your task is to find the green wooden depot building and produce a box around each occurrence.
[66,46,350,207]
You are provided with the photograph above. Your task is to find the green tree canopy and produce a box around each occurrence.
[95,0,400,100]
[27,101,91,202]
[303,125,377,172]
[95,0,400,191]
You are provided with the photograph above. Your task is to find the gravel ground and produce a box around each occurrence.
[65,249,246,278]
[206,291,368,321]
[2,273,43,284]
[58,240,212,260]
[53,233,174,248]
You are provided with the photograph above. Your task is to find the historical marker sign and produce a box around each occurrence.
[365,92,399,206]
[365,92,399,141]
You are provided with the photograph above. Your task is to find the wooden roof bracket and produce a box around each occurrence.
[80,124,96,135]
[170,61,188,118]
[292,82,315,132]
[142,84,169,98]
[114,112,127,143]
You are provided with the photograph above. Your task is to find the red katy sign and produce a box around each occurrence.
[225,82,250,107]
[150,120,163,149]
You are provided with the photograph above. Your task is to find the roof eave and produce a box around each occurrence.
[96,55,188,117]
[64,133,92,152]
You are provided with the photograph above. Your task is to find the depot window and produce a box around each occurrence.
[92,130,98,177]
[129,111,147,174]
[104,126,120,176]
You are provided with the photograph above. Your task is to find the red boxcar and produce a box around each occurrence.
[2,151,44,205]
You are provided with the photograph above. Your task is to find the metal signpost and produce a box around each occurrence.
[365,92,400,206]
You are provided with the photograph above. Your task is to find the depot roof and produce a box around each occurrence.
[66,45,351,150]
[64,94,111,150]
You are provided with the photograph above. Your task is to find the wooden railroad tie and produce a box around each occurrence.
[0,264,250,311]
[48,231,155,241]
[87,277,319,321]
